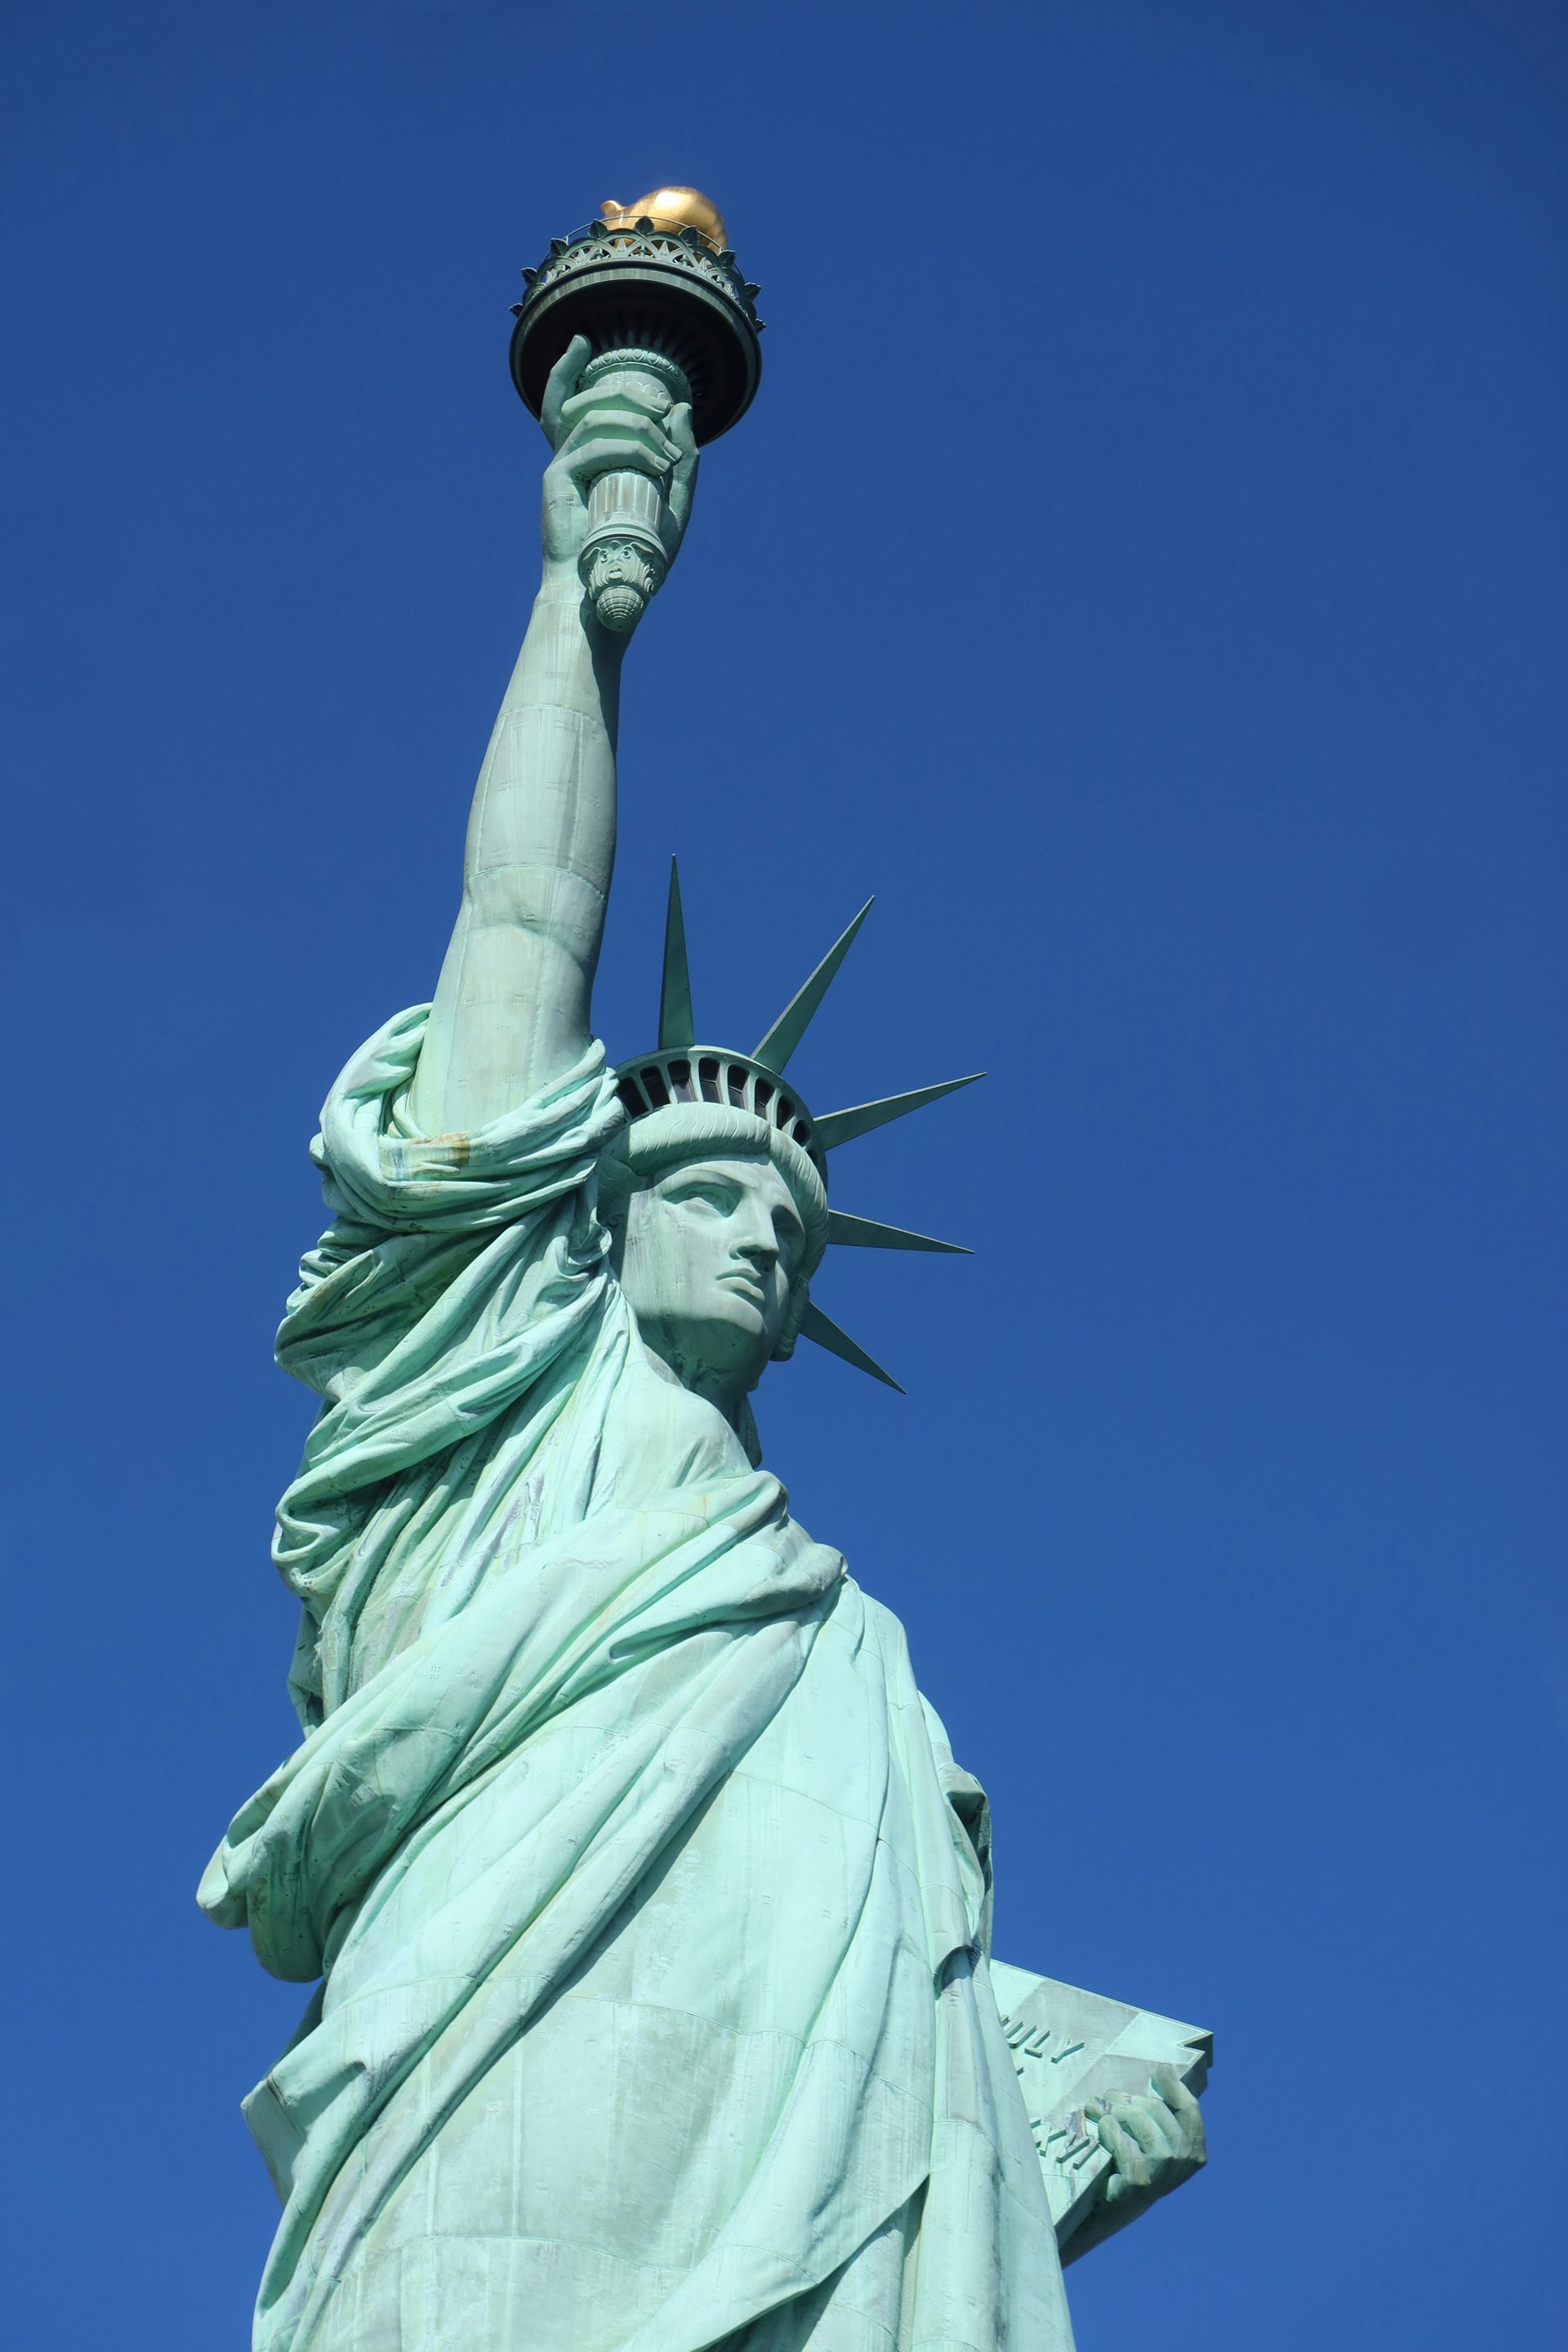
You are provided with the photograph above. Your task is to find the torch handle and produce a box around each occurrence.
[573,351,692,634]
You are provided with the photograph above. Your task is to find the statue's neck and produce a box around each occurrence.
[638,1330,763,1464]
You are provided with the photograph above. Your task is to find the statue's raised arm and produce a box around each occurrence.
[407,332,698,1134]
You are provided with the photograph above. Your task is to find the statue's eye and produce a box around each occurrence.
[666,1179,734,1214]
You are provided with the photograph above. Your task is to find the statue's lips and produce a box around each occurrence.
[716,1270,768,1312]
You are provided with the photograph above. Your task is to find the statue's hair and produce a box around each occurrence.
[597,1102,826,1362]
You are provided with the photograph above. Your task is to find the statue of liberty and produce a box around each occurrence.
[202,190,1207,2352]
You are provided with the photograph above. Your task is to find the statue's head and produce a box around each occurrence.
[603,866,982,1438]
[598,1101,826,1410]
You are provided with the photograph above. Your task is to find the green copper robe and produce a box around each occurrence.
[202,1009,1076,2352]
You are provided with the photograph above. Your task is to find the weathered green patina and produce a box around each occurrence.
[202,201,1209,2352]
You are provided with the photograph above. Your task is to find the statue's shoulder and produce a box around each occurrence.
[844,1582,922,1686]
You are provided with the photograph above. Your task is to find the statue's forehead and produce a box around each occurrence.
[648,1150,789,1197]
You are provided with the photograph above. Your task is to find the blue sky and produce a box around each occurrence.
[2,2,1564,2345]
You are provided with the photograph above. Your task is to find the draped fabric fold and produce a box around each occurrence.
[203,1009,1075,2352]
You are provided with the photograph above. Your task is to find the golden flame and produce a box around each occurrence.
[599,186,728,252]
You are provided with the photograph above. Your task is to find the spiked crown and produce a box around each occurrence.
[610,862,982,1391]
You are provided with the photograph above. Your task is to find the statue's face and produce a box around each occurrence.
[617,1152,807,1401]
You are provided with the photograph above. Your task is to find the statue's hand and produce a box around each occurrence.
[537,333,699,579]
[1084,2065,1206,2216]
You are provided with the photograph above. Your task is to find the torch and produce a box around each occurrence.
[510,187,763,632]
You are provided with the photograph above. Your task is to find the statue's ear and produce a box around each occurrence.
[770,1274,810,1363]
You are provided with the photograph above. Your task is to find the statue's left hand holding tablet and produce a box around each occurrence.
[537,332,701,599]
[1067,2066,1208,2262]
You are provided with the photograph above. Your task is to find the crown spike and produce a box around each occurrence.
[658,858,695,1051]
[826,1210,970,1254]
[816,1072,985,1154]
[798,1300,904,1392]
[753,898,874,1074]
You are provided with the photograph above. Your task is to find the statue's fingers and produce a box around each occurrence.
[557,383,674,433]
[666,399,697,459]
[1153,2067,1202,2125]
[1153,2068,1206,2157]
[1093,2110,1150,2189]
[1109,2096,1175,2160]
[541,336,590,448]
[555,409,680,465]
[1139,2091,1188,2158]
[666,403,699,532]
[555,435,675,494]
